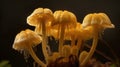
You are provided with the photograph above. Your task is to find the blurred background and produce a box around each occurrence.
[1,0,120,67]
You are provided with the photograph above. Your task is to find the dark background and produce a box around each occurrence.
[1,0,120,67]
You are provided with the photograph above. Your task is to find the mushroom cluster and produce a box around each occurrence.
[12,8,115,67]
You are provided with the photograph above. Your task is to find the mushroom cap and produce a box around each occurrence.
[51,10,77,28]
[50,10,78,39]
[27,8,54,26]
[64,23,93,40]
[82,13,115,29]
[64,23,82,40]
[12,29,42,51]
[80,26,94,40]
[49,29,59,39]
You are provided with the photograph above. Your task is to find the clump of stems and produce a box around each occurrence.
[13,8,115,67]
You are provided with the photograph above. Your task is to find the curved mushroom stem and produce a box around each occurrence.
[41,22,49,63]
[28,46,46,67]
[80,33,98,66]
[59,25,65,55]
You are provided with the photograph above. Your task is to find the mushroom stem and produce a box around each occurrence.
[76,38,82,51]
[80,33,98,66]
[28,46,46,67]
[59,24,65,55]
[71,36,76,46]
[41,22,49,63]
[57,24,61,39]
[35,24,41,34]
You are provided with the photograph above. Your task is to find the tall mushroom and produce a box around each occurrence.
[27,8,54,63]
[51,10,77,55]
[12,29,46,67]
[80,13,115,66]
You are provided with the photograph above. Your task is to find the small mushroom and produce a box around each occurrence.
[65,23,93,53]
[51,10,77,55]
[71,45,79,56]
[47,52,60,64]
[27,8,54,62]
[12,29,46,67]
[80,13,115,66]
[61,45,71,58]
[79,51,88,63]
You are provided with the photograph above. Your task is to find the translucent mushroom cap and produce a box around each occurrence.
[50,10,78,39]
[82,13,115,30]
[27,8,54,26]
[12,29,42,51]
[51,10,77,27]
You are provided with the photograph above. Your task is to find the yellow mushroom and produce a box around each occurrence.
[27,8,54,63]
[82,13,114,32]
[27,8,53,35]
[64,23,82,46]
[61,45,71,57]
[76,24,94,52]
[80,13,115,66]
[65,23,93,54]
[51,10,77,55]
[47,52,60,64]
[79,51,88,63]
[12,29,46,67]
[71,45,79,56]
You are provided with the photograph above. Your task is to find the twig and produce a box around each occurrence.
[84,43,113,62]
